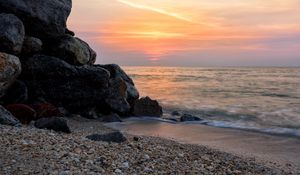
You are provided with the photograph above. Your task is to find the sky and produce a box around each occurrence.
[68,0,300,67]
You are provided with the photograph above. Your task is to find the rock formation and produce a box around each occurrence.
[0,0,162,128]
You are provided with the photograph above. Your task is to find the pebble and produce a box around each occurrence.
[115,168,122,173]
[144,154,150,160]
[0,118,291,174]
[121,162,129,169]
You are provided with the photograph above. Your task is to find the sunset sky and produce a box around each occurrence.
[68,0,300,66]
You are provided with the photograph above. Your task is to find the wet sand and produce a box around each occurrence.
[106,120,300,172]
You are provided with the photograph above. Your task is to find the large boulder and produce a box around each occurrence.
[0,80,28,104]
[0,52,22,98]
[0,13,25,54]
[21,55,110,112]
[0,0,72,38]
[0,105,21,126]
[105,78,131,114]
[133,96,163,117]
[35,117,71,133]
[45,35,96,65]
[97,64,139,105]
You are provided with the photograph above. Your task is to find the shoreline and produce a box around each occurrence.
[106,119,300,173]
[1,117,298,174]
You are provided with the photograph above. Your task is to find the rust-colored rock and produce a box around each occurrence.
[5,104,36,124]
[30,103,62,118]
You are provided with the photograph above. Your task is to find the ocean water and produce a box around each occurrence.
[123,67,300,137]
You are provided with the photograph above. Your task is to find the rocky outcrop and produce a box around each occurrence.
[21,55,110,112]
[0,0,72,38]
[0,13,25,54]
[133,97,163,117]
[35,117,71,133]
[0,0,160,125]
[45,35,96,65]
[0,52,21,98]
[0,105,21,126]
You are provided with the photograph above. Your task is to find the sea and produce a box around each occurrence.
[114,67,300,138]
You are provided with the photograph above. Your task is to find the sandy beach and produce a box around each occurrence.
[0,117,298,174]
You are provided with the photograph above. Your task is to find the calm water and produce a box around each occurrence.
[124,67,300,137]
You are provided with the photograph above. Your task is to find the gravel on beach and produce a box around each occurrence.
[0,117,293,175]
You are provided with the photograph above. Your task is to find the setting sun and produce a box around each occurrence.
[68,0,300,66]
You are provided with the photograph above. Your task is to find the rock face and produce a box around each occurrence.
[133,97,163,117]
[86,131,127,143]
[0,13,25,54]
[35,117,71,133]
[0,0,72,38]
[46,35,96,65]
[21,55,110,112]
[0,52,22,98]
[0,105,21,126]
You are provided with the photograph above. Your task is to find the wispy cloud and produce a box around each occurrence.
[117,0,195,23]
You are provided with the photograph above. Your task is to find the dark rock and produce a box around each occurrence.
[180,114,202,122]
[105,78,130,115]
[30,103,62,118]
[45,35,96,65]
[21,55,110,113]
[1,80,28,104]
[97,64,139,107]
[65,28,75,36]
[0,105,21,126]
[98,64,134,85]
[35,117,71,133]
[133,96,163,117]
[171,111,181,116]
[133,136,140,142]
[101,113,122,123]
[0,13,25,54]
[0,52,21,98]
[21,36,43,57]
[0,0,72,38]
[86,131,127,143]
[5,104,36,124]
